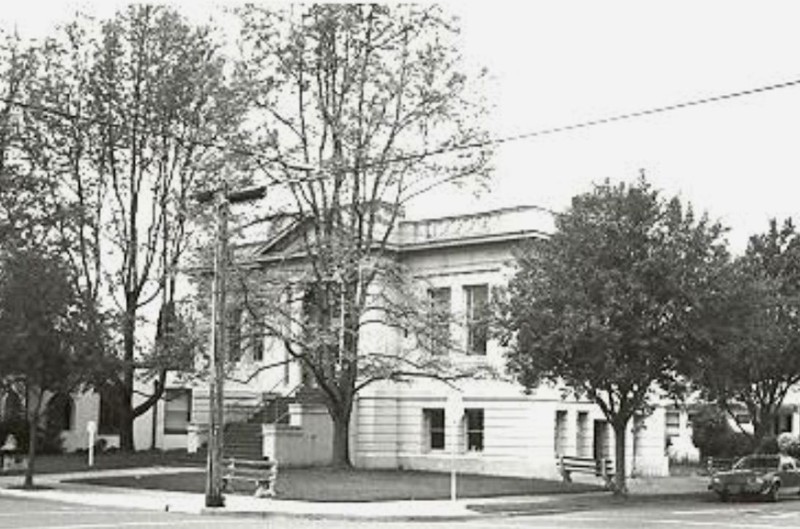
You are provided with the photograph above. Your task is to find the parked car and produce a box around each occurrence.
[708,454,800,501]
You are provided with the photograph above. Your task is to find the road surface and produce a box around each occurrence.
[1,494,800,529]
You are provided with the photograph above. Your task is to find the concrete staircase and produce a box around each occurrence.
[222,393,298,459]
[222,385,318,460]
[223,422,264,459]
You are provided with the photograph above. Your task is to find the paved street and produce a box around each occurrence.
[456,497,800,529]
[3,494,800,529]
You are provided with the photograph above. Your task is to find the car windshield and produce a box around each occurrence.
[732,456,780,470]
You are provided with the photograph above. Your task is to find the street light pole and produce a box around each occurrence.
[198,184,266,508]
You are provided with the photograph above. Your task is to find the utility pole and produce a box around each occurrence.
[197,184,266,508]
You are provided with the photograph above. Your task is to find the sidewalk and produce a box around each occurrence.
[0,468,711,521]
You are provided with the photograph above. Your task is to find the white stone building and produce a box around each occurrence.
[192,204,668,478]
[0,205,674,478]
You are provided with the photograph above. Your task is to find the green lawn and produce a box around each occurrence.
[7,450,203,476]
[68,467,602,501]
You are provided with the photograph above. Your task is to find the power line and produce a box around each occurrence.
[4,75,800,176]
[362,76,800,169]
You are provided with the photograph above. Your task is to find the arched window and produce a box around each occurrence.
[46,393,73,432]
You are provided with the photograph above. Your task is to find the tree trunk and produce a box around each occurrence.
[120,309,136,451]
[612,419,629,496]
[23,407,38,489]
[330,408,352,468]
[753,408,776,448]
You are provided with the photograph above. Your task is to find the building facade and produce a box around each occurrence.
[1,205,679,478]
[190,204,668,478]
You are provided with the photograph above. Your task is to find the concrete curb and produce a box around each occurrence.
[0,470,711,522]
[200,507,479,522]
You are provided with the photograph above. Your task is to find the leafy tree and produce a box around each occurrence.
[691,219,800,442]
[0,31,56,249]
[690,404,752,459]
[18,6,248,450]
[497,178,728,494]
[0,249,102,488]
[231,4,491,466]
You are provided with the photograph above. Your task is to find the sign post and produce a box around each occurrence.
[446,393,464,502]
[86,421,97,467]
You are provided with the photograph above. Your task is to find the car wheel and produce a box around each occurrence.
[767,483,780,502]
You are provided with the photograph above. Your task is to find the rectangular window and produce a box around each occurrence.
[577,411,590,457]
[427,287,452,352]
[465,408,484,452]
[228,306,243,362]
[424,408,445,451]
[249,315,264,362]
[555,410,567,455]
[665,411,680,436]
[164,388,192,435]
[464,284,489,355]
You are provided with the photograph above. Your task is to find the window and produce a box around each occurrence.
[777,414,793,434]
[98,385,122,435]
[665,411,680,434]
[246,313,264,362]
[554,410,567,455]
[423,408,445,451]
[577,411,590,457]
[164,389,192,434]
[665,410,680,449]
[464,284,489,355]
[427,287,451,352]
[465,408,484,452]
[46,393,73,432]
[227,306,243,362]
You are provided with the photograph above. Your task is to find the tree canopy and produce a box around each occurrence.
[690,218,800,441]
[498,177,729,493]
[230,3,491,466]
[11,5,249,450]
[0,248,102,487]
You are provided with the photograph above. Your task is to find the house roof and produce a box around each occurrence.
[395,205,554,251]
[235,204,554,263]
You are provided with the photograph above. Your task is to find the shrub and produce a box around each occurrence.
[691,404,754,459]
[755,435,779,454]
[0,418,30,451]
[777,433,800,458]
[39,417,65,455]
[0,418,65,455]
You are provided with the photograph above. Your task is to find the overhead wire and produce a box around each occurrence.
[361,76,800,169]
[2,75,800,178]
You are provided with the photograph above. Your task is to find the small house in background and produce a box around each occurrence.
[664,401,800,464]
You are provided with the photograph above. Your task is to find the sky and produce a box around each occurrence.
[4,1,800,252]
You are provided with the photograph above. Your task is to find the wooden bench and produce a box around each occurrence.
[557,455,614,488]
[222,457,278,498]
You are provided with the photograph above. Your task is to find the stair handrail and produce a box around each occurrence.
[268,382,309,425]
